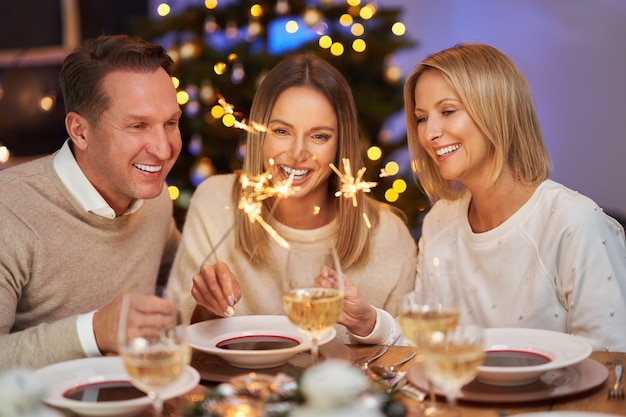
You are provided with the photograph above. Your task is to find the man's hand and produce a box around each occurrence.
[93,293,174,354]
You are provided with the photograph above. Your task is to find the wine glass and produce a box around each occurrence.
[398,256,462,416]
[281,245,344,365]
[420,324,485,416]
[118,295,191,416]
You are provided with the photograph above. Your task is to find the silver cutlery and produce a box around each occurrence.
[368,351,417,380]
[360,345,389,372]
[608,364,623,399]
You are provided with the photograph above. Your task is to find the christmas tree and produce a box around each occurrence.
[134,0,428,239]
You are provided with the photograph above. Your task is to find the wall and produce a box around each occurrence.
[382,0,626,217]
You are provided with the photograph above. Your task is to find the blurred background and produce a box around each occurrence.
[1,0,624,240]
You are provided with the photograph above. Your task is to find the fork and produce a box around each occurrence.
[608,364,623,399]
[359,345,389,372]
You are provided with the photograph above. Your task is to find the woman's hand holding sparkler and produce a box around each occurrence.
[191,261,242,318]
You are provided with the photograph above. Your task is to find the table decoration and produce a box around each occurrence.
[183,359,408,417]
[0,367,63,417]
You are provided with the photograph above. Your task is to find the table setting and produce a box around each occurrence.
[19,323,625,417]
[9,255,625,417]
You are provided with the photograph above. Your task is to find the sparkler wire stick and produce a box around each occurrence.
[200,218,239,265]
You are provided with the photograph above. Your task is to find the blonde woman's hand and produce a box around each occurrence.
[191,261,242,318]
[316,267,376,337]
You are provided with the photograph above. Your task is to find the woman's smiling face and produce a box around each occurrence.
[413,69,492,189]
[262,86,338,207]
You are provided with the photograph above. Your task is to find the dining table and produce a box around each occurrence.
[155,345,626,417]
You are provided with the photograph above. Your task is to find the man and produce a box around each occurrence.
[0,34,182,369]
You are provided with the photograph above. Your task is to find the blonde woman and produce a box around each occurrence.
[405,43,626,351]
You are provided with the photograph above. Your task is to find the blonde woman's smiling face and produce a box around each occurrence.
[413,69,492,189]
[262,86,338,209]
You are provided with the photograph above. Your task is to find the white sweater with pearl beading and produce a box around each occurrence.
[417,179,626,352]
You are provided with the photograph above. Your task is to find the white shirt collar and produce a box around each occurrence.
[53,140,143,219]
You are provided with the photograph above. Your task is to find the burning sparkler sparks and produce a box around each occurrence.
[329,158,378,207]
[218,95,267,134]
[237,160,298,248]
[329,157,378,228]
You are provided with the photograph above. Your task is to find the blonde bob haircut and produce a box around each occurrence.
[233,53,380,269]
[403,43,551,203]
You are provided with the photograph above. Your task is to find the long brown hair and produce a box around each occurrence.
[234,53,381,269]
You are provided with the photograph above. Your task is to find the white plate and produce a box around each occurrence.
[477,328,592,386]
[33,356,200,417]
[408,357,608,404]
[187,315,336,369]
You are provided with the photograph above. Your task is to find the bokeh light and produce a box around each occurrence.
[0,145,9,163]
[352,39,366,53]
[211,105,225,118]
[250,4,263,17]
[360,4,376,19]
[176,91,190,105]
[393,178,408,193]
[367,146,382,161]
[392,22,406,36]
[157,3,171,16]
[351,23,364,36]
[319,35,332,49]
[222,113,236,127]
[168,185,180,200]
[385,188,399,202]
[285,20,299,33]
[339,14,353,27]
[214,62,227,75]
[40,96,55,111]
[330,42,344,56]
[384,161,400,176]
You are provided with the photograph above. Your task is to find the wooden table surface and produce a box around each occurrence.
[166,345,625,416]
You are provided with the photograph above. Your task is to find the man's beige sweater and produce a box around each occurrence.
[0,155,180,369]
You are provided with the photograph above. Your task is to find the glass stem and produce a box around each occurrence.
[149,390,163,416]
[310,336,320,365]
[428,380,437,411]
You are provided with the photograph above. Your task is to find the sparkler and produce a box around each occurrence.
[329,158,378,206]
[201,160,298,265]
[329,157,378,228]
[238,161,298,249]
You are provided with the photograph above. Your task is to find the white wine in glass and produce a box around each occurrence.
[420,324,485,417]
[118,296,190,416]
[282,246,344,365]
[398,256,462,416]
